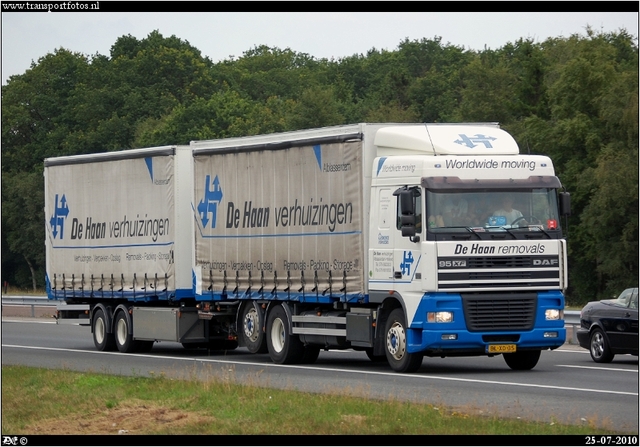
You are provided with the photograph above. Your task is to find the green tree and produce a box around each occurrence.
[1,170,45,291]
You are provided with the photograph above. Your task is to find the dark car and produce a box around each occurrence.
[577,287,639,363]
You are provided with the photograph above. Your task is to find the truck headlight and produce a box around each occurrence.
[545,309,562,320]
[427,311,453,323]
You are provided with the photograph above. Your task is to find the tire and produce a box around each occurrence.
[240,302,268,354]
[92,308,116,351]
[503,350,541,370]
[384,308,423,373]
[266,304,305,364]
[114,310,137,353]
[589,328,614,363]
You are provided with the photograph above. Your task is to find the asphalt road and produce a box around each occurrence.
[2,314,638,433]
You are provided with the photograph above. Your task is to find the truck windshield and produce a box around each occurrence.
[426,189,560,230]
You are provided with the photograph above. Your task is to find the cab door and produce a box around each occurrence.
[392,187,423,289]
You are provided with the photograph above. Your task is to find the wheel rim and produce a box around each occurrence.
[243,307,259,343]
[591,332,605,359]
[95,316,105,345]
[386,321,406,361]
[270,317,285,353]
[116,316,128,346]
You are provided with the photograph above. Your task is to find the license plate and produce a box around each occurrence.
[487,344,516,353]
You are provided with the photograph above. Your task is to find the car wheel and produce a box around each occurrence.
[589,328,614,363]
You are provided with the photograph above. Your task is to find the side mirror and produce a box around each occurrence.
[559,192,571,216]
[394,186,420,242]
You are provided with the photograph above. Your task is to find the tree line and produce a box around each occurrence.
[2,28,637,305]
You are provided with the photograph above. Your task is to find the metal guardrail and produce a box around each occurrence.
[1,295,56,318]
[2,295,55,306]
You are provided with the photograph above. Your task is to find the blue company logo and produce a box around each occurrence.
[313,145,322,170]
[400,250,414,276]
[454,134,497,149]
[376,157,387,176]
[49,194,69,239]
[144,157,154,182]
[198,175,223,228]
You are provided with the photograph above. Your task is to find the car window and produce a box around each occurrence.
[614,288,634,308]
[630,289,638,310]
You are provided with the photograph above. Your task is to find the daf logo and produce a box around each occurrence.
[439,260,467,268]
[533,259,558,266]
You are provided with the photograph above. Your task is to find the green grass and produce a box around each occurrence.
[1,365,629,435]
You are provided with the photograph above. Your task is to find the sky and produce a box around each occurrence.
[1,9,638,85]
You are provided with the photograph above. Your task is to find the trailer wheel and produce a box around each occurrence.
[92,308,116,351]
[266,304,305,364]
[114,310,137,353]
[503,349,541,370]
[241,302,268,354]
[384,308,423,373]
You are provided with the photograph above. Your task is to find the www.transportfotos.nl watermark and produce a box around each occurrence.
[1,1,100,12]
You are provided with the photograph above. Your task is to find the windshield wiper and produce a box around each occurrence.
[446,226,483,239]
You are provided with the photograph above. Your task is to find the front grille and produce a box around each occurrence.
[462,293,536,332]
[467,257,531,268]
[437,255,561,290]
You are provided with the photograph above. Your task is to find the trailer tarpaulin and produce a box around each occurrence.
[193,140,365,301]
[45,153,175,298]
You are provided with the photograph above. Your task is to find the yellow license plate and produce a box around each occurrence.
[487,344,516,353]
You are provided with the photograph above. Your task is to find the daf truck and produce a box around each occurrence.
[46,123,570,372]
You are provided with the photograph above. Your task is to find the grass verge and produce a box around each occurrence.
[1,365,627,436]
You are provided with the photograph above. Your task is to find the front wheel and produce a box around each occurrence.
[266,304,305,364]
[503,350,541,370]
[384,308,423,373]
[589,328,614,363]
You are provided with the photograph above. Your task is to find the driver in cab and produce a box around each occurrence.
[493,195,527,226]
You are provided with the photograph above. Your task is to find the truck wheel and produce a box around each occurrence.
[114,310,137,353]
[241,302,268,354]
[503,350,541,370]
[92,308,116,351]
[384,308,423,373]
[589,328,614,363]
[266,304,305,364]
